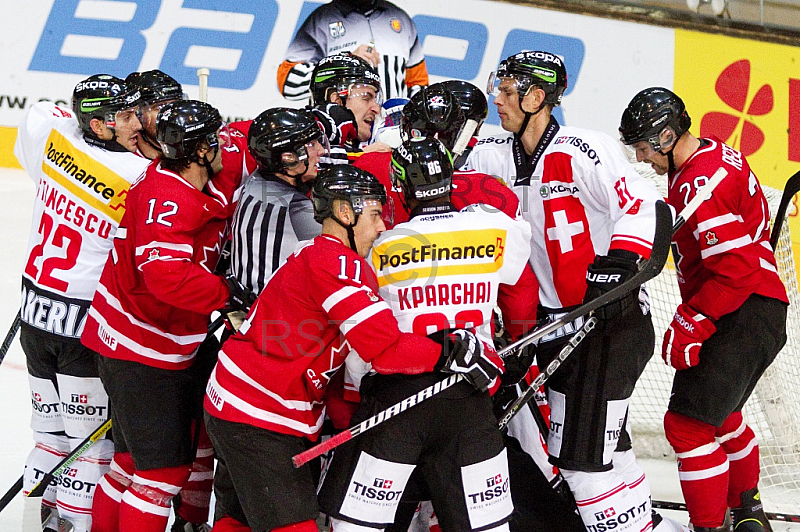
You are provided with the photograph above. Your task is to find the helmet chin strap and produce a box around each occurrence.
[331,213,359,253]
[199,146,219,180]
[142,133,162,154]
[514,88,546,139]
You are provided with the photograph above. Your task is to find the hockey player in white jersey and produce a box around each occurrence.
[14,74,149,532]
[465,51,688,532]
[318,137,538,531]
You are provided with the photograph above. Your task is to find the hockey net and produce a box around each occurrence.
[624,147,800,510]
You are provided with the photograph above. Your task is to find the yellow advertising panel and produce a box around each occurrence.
[675,29,800,282]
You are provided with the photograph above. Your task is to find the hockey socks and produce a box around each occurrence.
[716,411,760,509]
[92,452,135,532]
[560,468,653,532]
[664,410,729,528]
[175,427,214,525]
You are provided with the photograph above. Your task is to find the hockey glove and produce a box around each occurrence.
[224,275,257,313]
[500,343,537,387]
[436,329,500,392]
[661,303,716,370]
[583,249,640,320]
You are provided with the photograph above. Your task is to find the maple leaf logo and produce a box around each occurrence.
[700,59,773,156]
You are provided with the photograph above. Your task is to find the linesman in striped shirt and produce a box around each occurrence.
[230,107,328,294]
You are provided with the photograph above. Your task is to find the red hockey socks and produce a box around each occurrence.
[715,411,760,509]
[118,464,191,532]
[664,410,729,528]
[176,425,215,524]
[91,452,135,532]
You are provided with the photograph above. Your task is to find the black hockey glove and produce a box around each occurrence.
[225,275,257,313]
[499,343,537,387]
[583,249,640,320]
[435,329,499,392]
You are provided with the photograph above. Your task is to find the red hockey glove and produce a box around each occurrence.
[661,303,716,370]
[436,329,501,392]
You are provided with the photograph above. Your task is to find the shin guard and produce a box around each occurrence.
[715,411,760,510]
[91,452,135,532]
[118,464,191,532]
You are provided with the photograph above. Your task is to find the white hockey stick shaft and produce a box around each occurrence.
[452,119,478,157]
[197,68,210,102]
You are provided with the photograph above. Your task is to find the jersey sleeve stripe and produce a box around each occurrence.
[94,283,208,345]
[700,235,752,259]
[322,285,362,312]
[217,350,317,411]
[208,371,324,435]
[692,213,744,239]
[135,241,194,256]
[339,301,392,336]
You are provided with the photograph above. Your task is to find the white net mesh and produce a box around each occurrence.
[622,144,800,510]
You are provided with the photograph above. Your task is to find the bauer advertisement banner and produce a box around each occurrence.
[0,0,673,168]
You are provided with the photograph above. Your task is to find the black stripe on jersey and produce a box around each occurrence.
[257,203,276,292]
[271,206,287,274]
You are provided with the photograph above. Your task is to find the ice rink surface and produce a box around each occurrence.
[0,167,797,530]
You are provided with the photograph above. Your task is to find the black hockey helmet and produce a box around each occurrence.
[248,107,325,174]
[310,53,382,106]
[619,87,691,153]
[488,51,567,107]
[156,100,222,160]
[72,74,142,136]
[125,70,183,106]
[390,137,453,203]
[312,165,387,224]
[401,86,466,151]
[436,80,488,128]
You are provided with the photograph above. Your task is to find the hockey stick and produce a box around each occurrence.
[0,418,111,513]
[769,169,800,249]
[652,500,800,524]
[0,311,21,366]
[197,68,210,103]
[292,200,674,468]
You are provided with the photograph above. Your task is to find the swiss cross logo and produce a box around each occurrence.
[373,478,393,489]
[66,468,77,477]
[594,507,616,520]
[33,393,42,402]
[71,394,88,403]
[486,474,503,487]
[700,60,773,157]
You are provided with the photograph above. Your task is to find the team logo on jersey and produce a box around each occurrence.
[594,507,616,520]
[148,248,160,260]
[363,286,380,302]
[705,231,719,246]
[539,185,549,198]
[329,21,346,38]
[391,19,402,32]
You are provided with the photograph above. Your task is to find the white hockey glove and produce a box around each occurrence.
[436,329,499,392]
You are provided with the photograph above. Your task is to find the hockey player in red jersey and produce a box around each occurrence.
[318,137,537,531]
[14,74,148,532]
[82,100,252,532]
[126,69,227,532]
[620,87,789,532]
[466,51,688,532]
[203,165,456,532]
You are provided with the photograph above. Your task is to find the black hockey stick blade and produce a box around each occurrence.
[0,476,22,513]
[0,311,21,366]
[499,199,672,358]
[770,169,800,249]
[652,499,800,524]
[26,418,111,499]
